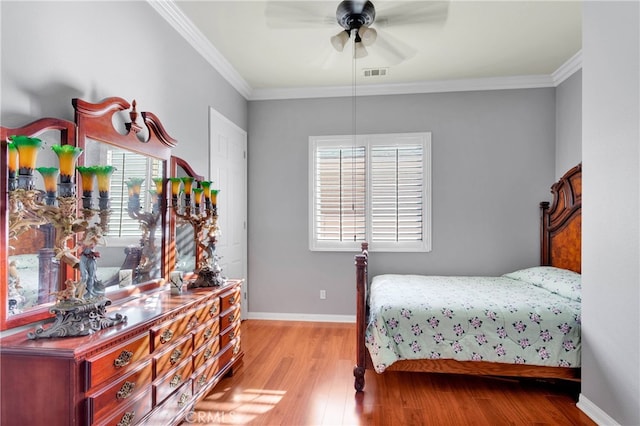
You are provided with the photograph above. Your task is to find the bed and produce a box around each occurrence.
[354,164,582,391]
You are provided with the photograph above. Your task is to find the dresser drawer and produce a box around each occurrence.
[138,380,193,426]
[224,337,242,368]
[220,286,241,312]
[193,318,220,349]
[193,337,221,371]
[220,319,241,349]
[150,312,199,352]
[192,344,227,395]
[94,389,152,426]
[219,303,241,331]
[194,297,221,323]
[153,334,193,379]
[87,360,152,424]
[85,334,150,390]
[153,356,194,406]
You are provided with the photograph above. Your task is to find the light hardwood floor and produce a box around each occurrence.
[185,320,595,426]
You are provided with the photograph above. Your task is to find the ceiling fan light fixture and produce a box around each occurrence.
[358,25,377,46]
[331,30,350,52]
[354,41,368,59]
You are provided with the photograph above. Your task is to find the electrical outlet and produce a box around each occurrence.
[320,290,326,300]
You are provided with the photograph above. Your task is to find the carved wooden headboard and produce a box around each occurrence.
[540,164,582,273]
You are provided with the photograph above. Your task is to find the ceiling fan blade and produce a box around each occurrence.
[371,28,417,65]
[265,1,335,29]
[375,1,449,28]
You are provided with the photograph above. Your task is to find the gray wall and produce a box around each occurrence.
[555,70,582,179]
[582,2,639,424]
[248,89,556,316]
[1,1,248,176]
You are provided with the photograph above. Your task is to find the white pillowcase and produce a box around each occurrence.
[503,266,582,302]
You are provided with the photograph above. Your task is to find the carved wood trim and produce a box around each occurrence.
[73,97,177,160]
[541,163,582,273]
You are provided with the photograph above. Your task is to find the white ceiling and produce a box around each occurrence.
[155,1,582,99]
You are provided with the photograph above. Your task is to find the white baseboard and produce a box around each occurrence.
[577,394,620,426]
[247,312,356,323]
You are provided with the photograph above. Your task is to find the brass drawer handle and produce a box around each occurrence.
[178,393,189,408]
[204,328,213,340]
[113,350,133,368]
[117,411,135,426]
[188,315,199,329]
[170,374,182,388]
[229,330,235,340]
[209,304,218,316]
[229,295,236,305]
[228,314,235,323]
[204,348,213,360]
[197,374,207,387]
[116,381,135,400]
[170,348,183,365]
[160,329,174,344]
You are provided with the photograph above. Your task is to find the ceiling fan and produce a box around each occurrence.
[331,0,379,58]
[265,1,449,65]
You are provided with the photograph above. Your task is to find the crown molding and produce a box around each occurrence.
[147,0,252,99]
[151,1,582,101]
[249,74,556,101]
[552,50,583,85]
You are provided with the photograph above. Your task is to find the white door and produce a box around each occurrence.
[209,107,248,318]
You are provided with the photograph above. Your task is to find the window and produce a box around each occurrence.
[107,150,162,238]
[309,132,431,252]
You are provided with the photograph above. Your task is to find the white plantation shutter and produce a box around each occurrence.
[310,133,431,252]
[107,150,162,238]
[315,145,366,242]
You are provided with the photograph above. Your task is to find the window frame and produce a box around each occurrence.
[309,132,431,253]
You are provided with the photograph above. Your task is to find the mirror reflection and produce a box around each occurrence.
[7,130,63,316]
[83,139,164,290]
[173,164,197,273]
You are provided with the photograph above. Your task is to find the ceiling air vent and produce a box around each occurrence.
[363,68,388,77]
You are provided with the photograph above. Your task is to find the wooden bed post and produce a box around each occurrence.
[354,242,368,392]
[540,201,550,266]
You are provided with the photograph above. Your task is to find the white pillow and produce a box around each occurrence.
[504,266,582,302]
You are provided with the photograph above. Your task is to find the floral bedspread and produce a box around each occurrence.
[365,274,581,373]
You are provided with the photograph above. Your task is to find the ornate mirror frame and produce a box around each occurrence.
[1,118,77,330]
[73,97,176,301]
[169,156,204,280]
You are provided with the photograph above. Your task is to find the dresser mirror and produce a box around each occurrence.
[74,97,176,302]
[170,156,203,276]
[1,118,77,330]
[1,97,178,331]
[83,139,164,288]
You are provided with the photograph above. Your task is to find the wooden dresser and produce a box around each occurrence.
[0,280,243,426]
